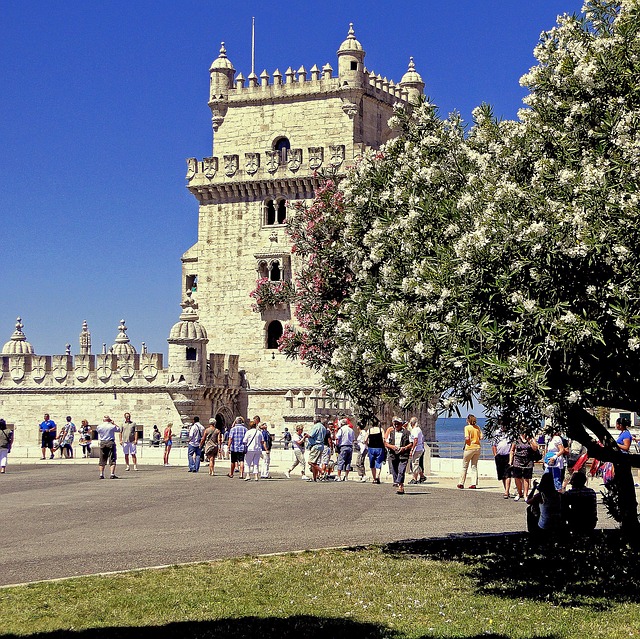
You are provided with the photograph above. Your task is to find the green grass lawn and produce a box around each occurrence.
[1,531,639,639]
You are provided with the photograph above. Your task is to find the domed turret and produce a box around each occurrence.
[167,291,208,385]
[337,23,365,87]
[399,57,425,103]
[2,317,35,355]
[209,42,235,97]
[111,320,137,356]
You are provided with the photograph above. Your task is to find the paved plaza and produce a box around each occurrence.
[0,449,616,588]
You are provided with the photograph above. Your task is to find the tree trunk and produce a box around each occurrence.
[567,405,640,536]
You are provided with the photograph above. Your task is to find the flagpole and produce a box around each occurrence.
[251,17,255,76]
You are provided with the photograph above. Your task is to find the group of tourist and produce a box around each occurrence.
[283,415,427,495]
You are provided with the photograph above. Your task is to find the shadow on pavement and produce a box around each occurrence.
[383,529,640,610]
[0,616,521,639]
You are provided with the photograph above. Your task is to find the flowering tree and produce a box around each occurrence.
[283,0,640,530]
[249,278,295,313]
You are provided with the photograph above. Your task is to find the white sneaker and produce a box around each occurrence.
[244,476,252,481]
[360,477,368,482]
[301,475,309,481]
[285,470,291,478]
[125,465,130,471]
[514,495,521,501]
[133,465,138,471]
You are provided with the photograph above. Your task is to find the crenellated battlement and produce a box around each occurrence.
[0,351,241,390]
[217,65,409,104]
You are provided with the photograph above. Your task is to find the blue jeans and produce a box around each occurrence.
[188,444,201,472]
[545,465,563,491]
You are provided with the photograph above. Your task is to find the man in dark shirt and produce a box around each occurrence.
[562,472,598,533]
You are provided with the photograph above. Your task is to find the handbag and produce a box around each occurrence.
[530,447,543,463]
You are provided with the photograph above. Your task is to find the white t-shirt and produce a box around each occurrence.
[336,425,354,447]
[243,428,264,452]
[409,425,425,453]
[547,435,566,469]
[292,432,305,451]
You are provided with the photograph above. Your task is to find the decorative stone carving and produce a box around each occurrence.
[245,152,260,175]
[186,158,197,181]
[97,355,113,382]
[308,147,324,170]
[341,101,358,118]
[203,157,218,180]
[52,356,69,382]
[265,150,279,174]
[141,353,160,381]
[75,355,92,382]
[10,358,25,383]
[118,355,135,383]
[224,154,239,177]
[287,148,302,172]
[31,355,47,383]
[329,144,345,167]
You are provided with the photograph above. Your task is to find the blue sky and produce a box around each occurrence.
[0,1,583,356]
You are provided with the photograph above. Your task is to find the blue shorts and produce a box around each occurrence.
[368,447,386,469]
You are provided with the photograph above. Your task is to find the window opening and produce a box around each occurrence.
[186,347,197,361]
[265,200,276,225]
[274,137,290,164]
[277,199,287,224]
[270,261,281,282]
[267,320,284,349]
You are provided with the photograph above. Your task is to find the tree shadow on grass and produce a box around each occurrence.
[0,617,522,639]
[384,529,640,610]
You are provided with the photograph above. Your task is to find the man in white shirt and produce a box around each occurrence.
[408,416,426,484]
[334,418,355,482]
[187,416,205,473]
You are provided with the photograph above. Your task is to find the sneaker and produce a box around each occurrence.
[244,476,252,481]
[41,457,46,460]
[514,494,521,501]
[50,454,54,460]
[254,477,259,481]
[360,477,368,482]
[285,470,291,478]
[99,474,105,480]
[468,485,477,489]
[110,474,119,479]
[334,476,341,482]
[456,484,464,489]
[374,478,381,484]
[408,479,418,485]
[133,465,138,471]
[301,475,309,481]
[419,477,427,483]
[125,466,130,471]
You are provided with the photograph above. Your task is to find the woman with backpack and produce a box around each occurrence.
[0,419,14,474]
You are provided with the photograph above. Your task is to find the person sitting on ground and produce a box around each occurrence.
[526,471,563,534]
[561,472,598,533]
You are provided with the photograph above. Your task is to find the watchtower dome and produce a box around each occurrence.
[337,23,365,88]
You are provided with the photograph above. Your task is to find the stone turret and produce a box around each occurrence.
[337,23,366,88]
[167,291,208,385]
[399,57,425,104]
[209,42,235,135]
[111,320,137,356]
[79,320,91,355]
[2,318,34,355]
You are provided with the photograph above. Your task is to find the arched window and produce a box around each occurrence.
[265,199,276,225]
[277,199,287,224]
[264,198,286,225]
[270,260,281,282]
[274,137,290,164]
[267,320,283,349]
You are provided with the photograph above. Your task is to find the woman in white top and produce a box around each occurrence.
[242,421,265,481]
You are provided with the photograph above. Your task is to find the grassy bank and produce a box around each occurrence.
[1,532,639,638]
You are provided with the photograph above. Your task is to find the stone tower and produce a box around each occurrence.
[184,25,424,422]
